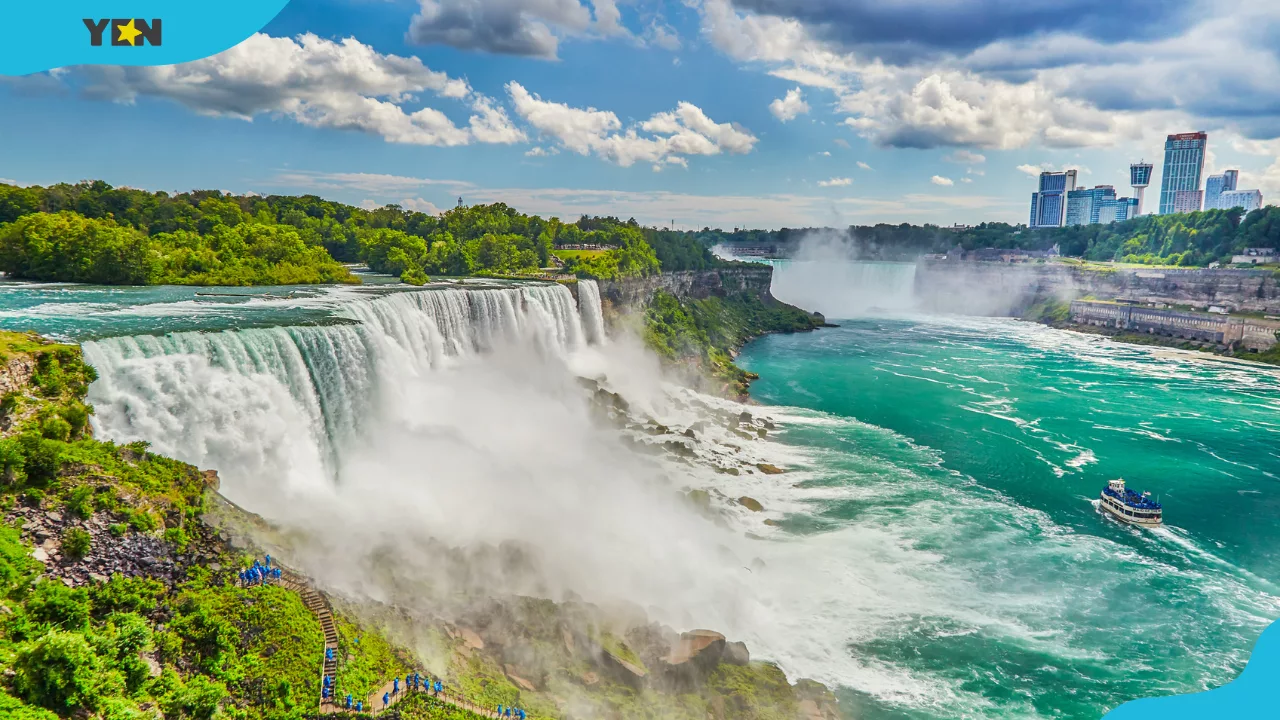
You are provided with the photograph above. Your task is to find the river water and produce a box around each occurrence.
[0,266,1276,719]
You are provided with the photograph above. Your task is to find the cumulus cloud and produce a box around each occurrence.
[1016,163,1045,176]
[697,0,1280,150]
[769,87,810,121]
[817,176,851,186]
[78,33,525,147]
[507,82,757,167]
[407,0,628,60]
[931,175,954,186]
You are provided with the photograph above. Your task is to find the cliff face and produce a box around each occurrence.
[597,266,777,309]
[915,260,1280,316]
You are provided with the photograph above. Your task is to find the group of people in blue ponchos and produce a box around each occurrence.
[494,704,527,719]
[239,555,281,585]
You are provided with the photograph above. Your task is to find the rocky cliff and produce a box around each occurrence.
[596,266,777,309]
[914,260,1280,316]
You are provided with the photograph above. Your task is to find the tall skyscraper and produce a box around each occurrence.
[1204,170,1239,210]
[1130,162,1153,216]
[1097,197,1140,224]
[1065,186,1117,225]
[1029,170,1078,227]
[1159,132,1207,214]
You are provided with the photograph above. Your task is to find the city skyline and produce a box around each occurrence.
[1028,131,1268,228]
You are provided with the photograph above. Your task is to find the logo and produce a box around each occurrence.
[83,19,162,47]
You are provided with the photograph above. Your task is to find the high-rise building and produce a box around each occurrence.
[1097,197,1140,224]
[1173,190,1204,214]
[1065,185,1117,225]
[1204,170,1239,210]
[1130,162,1153,216]
[1159,132,1207,214]
[1216,189,1264,213]
[1029,170,1078,227]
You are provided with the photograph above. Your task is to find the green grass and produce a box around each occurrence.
[551,249,608,261]
[332,614,413,702]
[392,692,494,720]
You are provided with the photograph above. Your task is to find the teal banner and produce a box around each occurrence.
[1,1,291,75]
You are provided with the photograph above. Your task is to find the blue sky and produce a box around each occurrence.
[2,0,1278,229]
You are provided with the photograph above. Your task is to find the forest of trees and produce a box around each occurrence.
[0,182,720,285]
[699,206,1280,266]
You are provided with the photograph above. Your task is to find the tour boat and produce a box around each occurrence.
[1099,478,1162,528]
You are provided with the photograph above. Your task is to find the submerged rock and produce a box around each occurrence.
[737,496,764,512]
[756,463,785,475]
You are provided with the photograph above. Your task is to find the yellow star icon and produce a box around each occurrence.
[115,19,142,46]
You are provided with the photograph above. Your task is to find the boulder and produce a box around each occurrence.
[756,463,785,475]
[667,629,726,666]
[722,641,750,666]
[736,496,764,512]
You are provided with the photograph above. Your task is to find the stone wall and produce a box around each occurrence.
[915,260,1280,316]
[1069,300,1280,350]
[597,266,776,309]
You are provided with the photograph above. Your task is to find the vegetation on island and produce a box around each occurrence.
[704,205,1280,267]
[645,290,823,396]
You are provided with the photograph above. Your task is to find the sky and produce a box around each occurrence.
[2,0,1279,229]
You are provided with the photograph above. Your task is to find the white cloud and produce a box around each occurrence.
[644,20,682,51]
[524,146,560,157]
[856,161,872,170]
[769,87,810,122]
[398,197,445,214]
[0,178,19,186]
[961,177,973,184]
[817,177,852,187]
[507,82,757,167]
[79,33,525,147]
[271,171,474,194]
[1017,164,1045,176]
[945,149,986,164]
[834,138,851,149]
[818,150,831,156]
[931,175,954,186]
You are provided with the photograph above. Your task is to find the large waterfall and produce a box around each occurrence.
[82,284,590,495]
[78,282,756,622]
[769,260,919,318]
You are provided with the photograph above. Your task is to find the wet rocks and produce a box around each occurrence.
[736,496,763,512]
[756,463,785,475]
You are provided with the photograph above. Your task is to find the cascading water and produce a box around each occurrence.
[83,284,590,496]
[577,279,607,346]
[769,260,918,318]
[80,280,760,630]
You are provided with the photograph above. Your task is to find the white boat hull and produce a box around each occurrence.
[1099,494,1162,528]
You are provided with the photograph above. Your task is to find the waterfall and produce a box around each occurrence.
[769,260,919,318]
[82,283,589,497]
[577,279,606,345]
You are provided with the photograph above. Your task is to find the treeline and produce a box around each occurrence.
[0,181,723,286]
[698,206,1280,266]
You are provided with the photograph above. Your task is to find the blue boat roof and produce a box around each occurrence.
[1102,485,1161,510]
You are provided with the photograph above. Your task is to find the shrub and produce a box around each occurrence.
[39,416,71,442]
[13,630,121,712]
[66,485,94,519]
[26,582,91,630]
[61,528,91,561]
